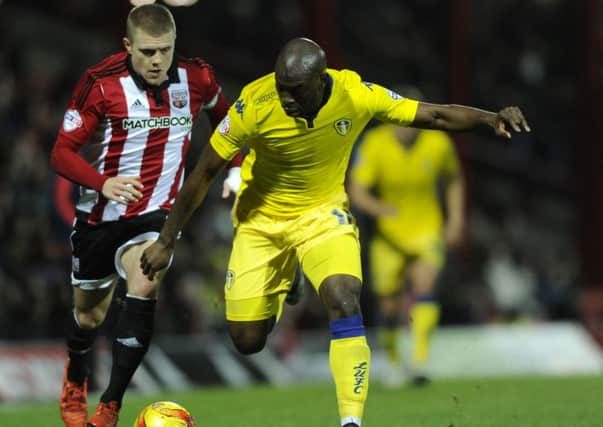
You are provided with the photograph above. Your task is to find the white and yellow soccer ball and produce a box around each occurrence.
[134,401,196,427]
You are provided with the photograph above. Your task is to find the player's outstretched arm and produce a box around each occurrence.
[412,103,531,138]
[140,143,228,280]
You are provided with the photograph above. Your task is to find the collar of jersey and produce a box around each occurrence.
[300,72,333,127]
[126,55,180,91]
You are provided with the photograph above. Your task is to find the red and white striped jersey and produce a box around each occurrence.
[51,51,229,224]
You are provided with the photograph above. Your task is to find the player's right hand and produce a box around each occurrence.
[140,240,172,281]
[494,106,531,138]
[102,176,144,205]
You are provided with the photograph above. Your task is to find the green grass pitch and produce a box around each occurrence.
[1,375,601,426]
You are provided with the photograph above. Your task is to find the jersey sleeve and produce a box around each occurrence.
[58,71,106,145]
[197,62,229,129]
[347,72,419,126]
[350,134,379,187]
[210,91,256,161]
[50,73,108,191]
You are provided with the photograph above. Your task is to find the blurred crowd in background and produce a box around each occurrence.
[0,0,587,342]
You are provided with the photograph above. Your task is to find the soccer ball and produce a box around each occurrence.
[134,401,196,427]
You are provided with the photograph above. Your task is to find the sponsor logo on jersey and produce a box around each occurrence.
[334,118,352,136]
[170,89,188,109]
[225,270,235,289]
[63,109,83,132]
[130,98,145,110]
[386,88,403,100]
[255,91,277,105]
[218,115,231,135]
[353,361,368,394]
[122,115,193,130]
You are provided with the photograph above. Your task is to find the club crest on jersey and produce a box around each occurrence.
[334,118,352,136]
[170,89,188,109]
[218,115,231,135]
[63,109,83,132]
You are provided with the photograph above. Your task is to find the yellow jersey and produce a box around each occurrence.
[210,69,419,218]
[350,124,459,244]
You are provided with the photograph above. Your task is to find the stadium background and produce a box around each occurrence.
[0,0,602,407]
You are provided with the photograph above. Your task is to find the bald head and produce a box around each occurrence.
[275,38,327,83]
[274,38,329,117]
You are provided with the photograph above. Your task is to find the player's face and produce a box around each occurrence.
[124,28,175,86]
[275,73,325,118]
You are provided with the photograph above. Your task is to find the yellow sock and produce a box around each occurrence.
[410,302,440,365]
[377,328,401,365]
[329,336,371,425]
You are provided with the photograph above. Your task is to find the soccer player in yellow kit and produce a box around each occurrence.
[141,38,530,427]
[349,116,465,386]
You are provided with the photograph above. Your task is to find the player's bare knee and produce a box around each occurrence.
[320,276,362,319]
[233,336,266,355]
[228,321,269,355]
[75,307,107,329]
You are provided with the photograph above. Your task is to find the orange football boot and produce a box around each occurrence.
[60,360,88,427]
[87,401,120,427]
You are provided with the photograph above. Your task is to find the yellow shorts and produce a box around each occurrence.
[225,197,363,321]
[369,234,444,297]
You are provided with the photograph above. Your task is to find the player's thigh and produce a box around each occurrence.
[408,260,440,295]
[73,284,116,312]
[300,232,362,294]
[225,225,296,322]
[119,239,166,298]
[369,237,406,297]
[408,237,444,295]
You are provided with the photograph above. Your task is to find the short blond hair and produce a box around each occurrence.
[126,3,176,40]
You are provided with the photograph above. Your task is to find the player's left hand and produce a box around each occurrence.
[494,106,531,139]
[221,166,242,199]
[140,240,172,280]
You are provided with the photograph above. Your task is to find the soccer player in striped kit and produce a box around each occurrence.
[141,38,530,427]
[50,4,239,426]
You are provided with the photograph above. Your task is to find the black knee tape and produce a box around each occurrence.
[66,309,98,353]
[115,296,156,349]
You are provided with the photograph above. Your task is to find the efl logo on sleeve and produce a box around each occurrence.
[386,89,403,100]
[218,115,231,135]
[63,109,83,132]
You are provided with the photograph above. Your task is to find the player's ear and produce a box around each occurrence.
[319,72,328,89]
[123,37,132,54]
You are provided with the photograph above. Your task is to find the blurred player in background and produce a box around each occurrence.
[50,4,239,427]
[349,87,466,387]
[140,38,529,427]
